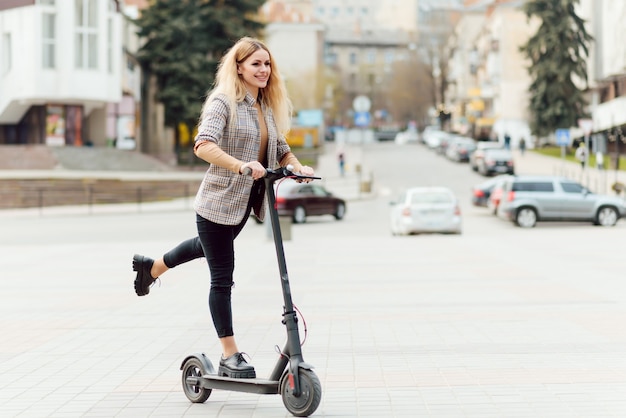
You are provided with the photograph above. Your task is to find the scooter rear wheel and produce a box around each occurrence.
[181,357,212,403]
[280,369,321,417]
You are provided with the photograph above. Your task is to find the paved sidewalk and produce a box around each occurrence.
[1,143,626,418]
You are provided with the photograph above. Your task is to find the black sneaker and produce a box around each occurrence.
[132,254,157,296]
[218,352,256,378]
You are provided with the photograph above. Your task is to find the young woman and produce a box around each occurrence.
[132,37,314,378]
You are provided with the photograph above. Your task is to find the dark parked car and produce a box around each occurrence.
[470,141,502,171]
[471,176,500,207]
[498,175,626,227]
[274,179,346,223]
[477,148,515,176]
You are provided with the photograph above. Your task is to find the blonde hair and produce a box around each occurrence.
[200,37,292,135]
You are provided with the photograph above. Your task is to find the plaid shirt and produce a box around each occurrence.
[193,92,292,225]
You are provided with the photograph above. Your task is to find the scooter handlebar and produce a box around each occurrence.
[241,164,321,182]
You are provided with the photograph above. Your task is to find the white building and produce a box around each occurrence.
[446,0,537,145]
[0,0,127,147]
[578,0,626,141]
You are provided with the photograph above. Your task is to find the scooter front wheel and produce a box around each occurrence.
[280,369,321,417]
[181,357,212,403]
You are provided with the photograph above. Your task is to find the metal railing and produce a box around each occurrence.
[0,183,196,215]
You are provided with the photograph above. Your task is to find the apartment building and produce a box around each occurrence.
[447,0,626,150]
[579,0,626,152]
[0,0,129,148]
[445,0,536,143]
[266,0,423,127]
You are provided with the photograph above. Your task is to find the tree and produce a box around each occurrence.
[135,0,265,150]
[387,57,434,127]
[519,0,593,137]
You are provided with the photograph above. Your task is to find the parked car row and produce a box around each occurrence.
[393,126,625,233]
[420,127,514,176]
[472,174,626,228]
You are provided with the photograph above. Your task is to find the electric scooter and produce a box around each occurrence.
[180,166,322,417]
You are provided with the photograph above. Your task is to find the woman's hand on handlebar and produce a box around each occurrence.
[296,165,315,183]
[240,161,266,180]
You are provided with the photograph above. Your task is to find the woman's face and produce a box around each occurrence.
[238,48,271,96]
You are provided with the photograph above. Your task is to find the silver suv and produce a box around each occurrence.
[498,175,626,228]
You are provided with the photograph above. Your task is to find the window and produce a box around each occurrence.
[349,52,357,65]
[410,192,452,204]
[349,73,356,88]
[2,33,10,75]
[384,49,394,64]
[512,182,554,192]
[75,0,98,69]
[366,49,375,64]
[324,52,337,66]
[561,182,584,193]
[312,185,328,197]
[42,11,56,68]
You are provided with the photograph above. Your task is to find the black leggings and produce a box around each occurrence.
[161,207,252,338]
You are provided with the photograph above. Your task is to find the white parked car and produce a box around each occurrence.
[394,129,419,145]
[424,130,451,150]
[390,187,462,235]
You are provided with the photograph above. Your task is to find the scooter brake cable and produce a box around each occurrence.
[294,304,308,346]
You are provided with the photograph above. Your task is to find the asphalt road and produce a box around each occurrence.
[1,141,626,417]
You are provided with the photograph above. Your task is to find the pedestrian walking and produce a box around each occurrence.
[596,151,604,170]
[519,137,526,155]
[338,152,345,176]
[504,132,511,150]
[575,143,588,169]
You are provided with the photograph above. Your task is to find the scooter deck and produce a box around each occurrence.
[194,374,280,395]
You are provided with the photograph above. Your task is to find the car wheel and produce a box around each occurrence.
[293,206,306,224]
[515,207,537,228]
[334,203,346,220]
[596,206,618,226]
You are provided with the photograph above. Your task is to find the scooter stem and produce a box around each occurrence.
[264,174,305,396]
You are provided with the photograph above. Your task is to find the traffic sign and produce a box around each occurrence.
[352,95,371,113]
[555,129,570,146]
[354,111,371,127]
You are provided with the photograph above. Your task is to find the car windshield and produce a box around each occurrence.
[478,142,501,150]
[485,149,512,158]
[410,192,453,204]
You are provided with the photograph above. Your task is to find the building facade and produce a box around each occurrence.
[264,0,425,128]
[445,0,537,143]
[578,0,626,150]
[0,0,140,149]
